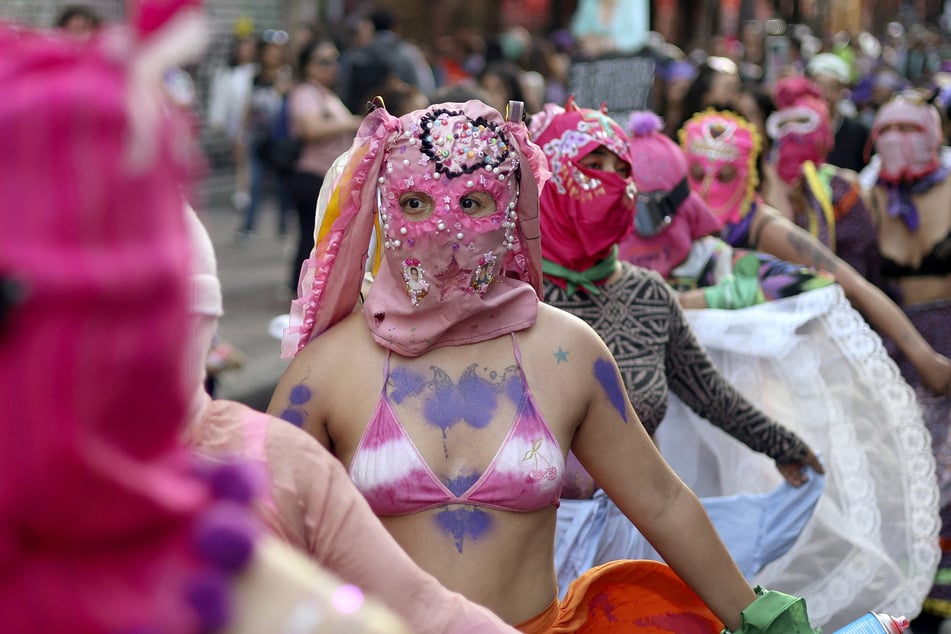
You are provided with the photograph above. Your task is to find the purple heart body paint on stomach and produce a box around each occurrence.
[594,358,628,423]
[434,507,492,553]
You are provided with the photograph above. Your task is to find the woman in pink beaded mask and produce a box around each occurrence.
[269,99,768,631]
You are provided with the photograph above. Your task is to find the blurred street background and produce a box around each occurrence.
[3,0,950,414]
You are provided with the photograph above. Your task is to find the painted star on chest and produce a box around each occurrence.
[553,347,569,363]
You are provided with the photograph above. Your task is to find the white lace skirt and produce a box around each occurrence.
[657,284,940,628]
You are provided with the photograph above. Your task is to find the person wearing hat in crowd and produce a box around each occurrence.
[807,51,871,173]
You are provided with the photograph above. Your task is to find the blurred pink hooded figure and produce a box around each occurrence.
[0,2,265,632]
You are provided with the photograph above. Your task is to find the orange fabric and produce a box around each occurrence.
[833,182,860,220]
[517,560,723,634]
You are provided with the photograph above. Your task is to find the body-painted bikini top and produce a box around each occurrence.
[349,333,565,516]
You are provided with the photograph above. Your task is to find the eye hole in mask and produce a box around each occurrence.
[0,276,28,334]
[634,178,691,238]
[766,106,821,140]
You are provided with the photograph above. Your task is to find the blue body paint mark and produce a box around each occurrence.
[504,373,524,405]
[423,372,499,431]
[434,507,492,553]
[553,347,569,363]
[280,409,305,427]
[288,384,312,406]
[445,472,481,497]
[594,358,627,423]
[456,373,496,428]
[424,386,468,432]
[390,367,426,404]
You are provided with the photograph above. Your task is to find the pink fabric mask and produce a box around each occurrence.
[530,100,637,273]
[618,111,722,278]
[680,109,761,228]
[872,97,942,183]
[284,100,551,358]
[767,98,833,184]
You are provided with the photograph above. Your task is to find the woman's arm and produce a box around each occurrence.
[566,327,756,631]
[290,86,361,144]
[229,536,412,634]
[657,274,823,484]
[752,206,951,395]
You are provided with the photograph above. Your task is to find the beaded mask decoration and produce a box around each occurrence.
[284,100,551,358]
[375,106,522,306]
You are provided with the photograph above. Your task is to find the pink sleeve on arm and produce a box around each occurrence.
[264,420,518,634]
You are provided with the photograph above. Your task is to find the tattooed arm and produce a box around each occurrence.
[564,316,756,631]
[661,279,824,485]
[753,204,951,395]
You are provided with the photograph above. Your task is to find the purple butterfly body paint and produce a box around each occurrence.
[456,374,496,428]
[594,358,628,423]
[423,372,499,431]
[425,386,468,432]
[504,373,524,405]
[390,367,426,404]
[434,507,492,553]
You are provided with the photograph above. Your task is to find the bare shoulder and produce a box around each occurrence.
[287,312,384,379]
[534,302,602,341]
[268,311,384,436]
[516,304,615,438]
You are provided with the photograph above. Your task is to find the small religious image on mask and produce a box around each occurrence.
[402,258,430,306]
[469,253,497,296]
